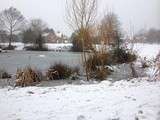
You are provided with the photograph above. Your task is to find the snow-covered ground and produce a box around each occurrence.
[0,79,160,120]
[45,43,72,51]
[133,43,160,59]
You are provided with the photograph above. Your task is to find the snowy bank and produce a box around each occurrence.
[0,42,72,51]
[0,43,160,57]
[0,79,160,120]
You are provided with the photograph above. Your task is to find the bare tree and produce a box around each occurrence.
[0,7,25,49]
[99,12,121,48]
[66,0,97,30]
[30,19,47,36]
[66,0,97,80]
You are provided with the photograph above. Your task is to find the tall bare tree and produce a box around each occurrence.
[99,12,121,48]
[0,7,25,49]
[66,0,97,80]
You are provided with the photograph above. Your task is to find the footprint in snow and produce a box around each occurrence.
[77,115,86,120]
[27,91,34,94]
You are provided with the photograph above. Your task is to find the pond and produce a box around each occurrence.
[0,51,82,74]
[0,50,146,82]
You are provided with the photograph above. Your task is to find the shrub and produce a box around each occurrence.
[94,68,111,80]
[15,67,42,87]
[24,45,48,51]
[3,45,16,50]
[0,68,11,79]
[111,47,137,64]
[46,63,75,80]
[140,57,149,68]
[154,53,160,80]
[85,47,137,80]
[70,66,80,80]
[141,62,149,68]
[86,48,137,68]
[86,52,111,71]
[86,52,113,80]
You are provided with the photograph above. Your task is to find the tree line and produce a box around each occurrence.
[134,28,160,44]
[0,7,55,50]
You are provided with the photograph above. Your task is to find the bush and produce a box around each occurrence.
[0,68,11,79]
[154,53,160,80]
[86,48,137,70]
[24,45,48,51]
[15,67,42,87]
[111,48,137,64]
[86,52,113,80]
[3,45,16,50]
[141,57,149,68]
[85,47,137,80]
[46,63,77,80]
[141,62,149,68]
[94,67,111,80]
[86,52,111,71]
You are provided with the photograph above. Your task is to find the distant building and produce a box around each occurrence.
[43,30,69,43]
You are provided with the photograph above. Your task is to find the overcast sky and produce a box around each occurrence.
[0,0,159,36]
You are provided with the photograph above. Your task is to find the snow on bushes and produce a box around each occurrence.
[154,51,160,80]
[86,47,137,80]
[111,47,137,64]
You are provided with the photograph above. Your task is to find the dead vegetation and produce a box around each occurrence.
[15,67,42,87]
[0,68,11,79]
[46,63,79,80]
[154,52,160,80]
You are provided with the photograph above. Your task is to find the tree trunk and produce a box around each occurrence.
[81,37,89,81]
[80,28,90,81]
[9,29,12,48]
[83,50,89,81]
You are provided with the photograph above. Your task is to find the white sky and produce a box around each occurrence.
[0,0,159,36]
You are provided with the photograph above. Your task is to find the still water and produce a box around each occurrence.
[0,51,82,74]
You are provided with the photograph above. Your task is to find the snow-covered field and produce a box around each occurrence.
[133,43,160,59]
[0,43,160,120]
[0,79,160,120]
